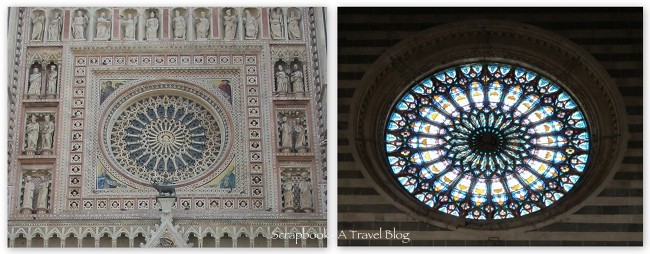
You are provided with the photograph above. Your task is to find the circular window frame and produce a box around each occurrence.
[350,20,628,230]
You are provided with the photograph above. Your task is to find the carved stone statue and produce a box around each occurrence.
[275,64,289,93]
[96,12,111,40]
[294,118,307,152]
[290,64,305,93]
[223,9,237,40]
[48,12,62,41]
[21,175,35,214]
[270,8,283,39]
[36,176,49,214]
[195,11,210,40]
[299,177,312,208]
[243,9,259,39]
[40,114,54,154]
[146,11,159,40]
[46,65,58,95]
[122,13,137,40]
[172,10,186,39]
[279,116,292,152]
[72,10,89,40]
[27,67,41,96]
[31,13,45,41]
[287,10,301,40]
[282,180,295,209]
[25,115,39,154]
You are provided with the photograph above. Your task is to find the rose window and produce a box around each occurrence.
[385,62,590,220]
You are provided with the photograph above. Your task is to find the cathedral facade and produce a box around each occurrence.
[7,7,327,248]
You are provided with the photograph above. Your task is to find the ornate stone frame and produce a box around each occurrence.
[350,20,628,230]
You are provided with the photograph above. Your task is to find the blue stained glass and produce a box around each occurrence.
[385,62,590,220]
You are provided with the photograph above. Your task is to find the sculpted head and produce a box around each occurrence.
[150,11,155,18]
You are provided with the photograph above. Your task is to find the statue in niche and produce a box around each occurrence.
[27,67,41,96]
[24,115,39,154]
[48,12,62,41]
[21,175,35,213]
[282,180,295,209]
[31,13,45,41]
[223,9,237,40]
[299,175,312,209]
[270,8,283,39]
[195,11,210,40]
[172,10,186,39]
[243,9,259,39]
[96,12,111,40]
[121,13,137,40]
[294,118,308,152]
[290,63,305,93]
[46,65,58,95]
[146,11,159,40]
[279,116,293,152]
[36,176,49,214]
[40,114,54,154]
[72,10,88,40]
[275,64,289,93]
[287,10,301,40]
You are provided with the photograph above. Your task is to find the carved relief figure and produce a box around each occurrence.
[270,8,283,39]
[244,9,259,39]
[146,11,159,40]
[275,64,289,93]
[21,175,35,213]
[72,10,89,40]
[48,12,62,41]
[27,67,42,96]
[96,12,111,40]
[24,115,39,153]
[282,180,295,208]
[299,176,312,208]
[40,114,55,153]
[36,176,49,213]
[279,116,292,152]
[287,10,301,40]
[294,118,307,151]
[46,65,58,95]
[223,9,237,40]
[172,10,186,39]
[31,13,45,41]
[195,11,210,39]
[291,64,305,93]
[122,13,137,40]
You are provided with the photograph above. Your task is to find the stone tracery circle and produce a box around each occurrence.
[102,84,227,185]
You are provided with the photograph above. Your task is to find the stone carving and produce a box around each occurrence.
[96,12,111,40]
[223,8,237,40]
[282,180,295,209]
[31,12,45,41]
[243,9,259,39]
[121,13,137,40]
[24,115,39,155]
[46,64,58,96]
[36,176,50,214]
[293,117,308,152]
[27,67,42,96]
[195,11,210,40]
[72,10,89,40]
[275,63,290,94]
[270,8,284,40]
[277,111,310,153]
[279,116,292,152]
[40,114,55,155]
[21,175,35,214]
[172,10,186,39]
[146,11,159,40]
[48,12,62,41]
[298,173,312,209]
[151,180,176,197]
[290,63,305,93]
[287,9,301,40]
